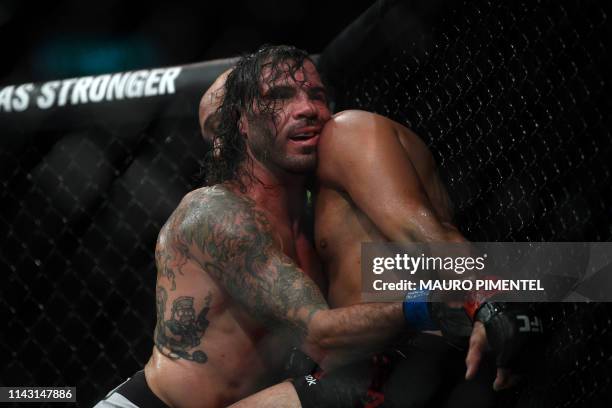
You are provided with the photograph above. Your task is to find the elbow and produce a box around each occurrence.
[439,222,467,243]
[398,207,466,243]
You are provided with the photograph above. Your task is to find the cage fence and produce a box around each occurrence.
[1,0,611,406]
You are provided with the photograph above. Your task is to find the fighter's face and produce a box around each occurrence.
[243,60,331,174]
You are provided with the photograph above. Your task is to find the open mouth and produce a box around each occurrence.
[288,131,320,148]
[289,132,317,141]
[288,126,322,145]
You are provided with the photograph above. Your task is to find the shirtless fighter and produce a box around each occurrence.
[232,83,544,407]
[95,45,422,408]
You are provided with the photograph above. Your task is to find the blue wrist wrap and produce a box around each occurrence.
[403,289,440,331]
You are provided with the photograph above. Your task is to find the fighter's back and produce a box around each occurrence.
[315,110,454,307]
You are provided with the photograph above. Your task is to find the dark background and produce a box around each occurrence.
[0,0,374,85]
[1,0,611,407]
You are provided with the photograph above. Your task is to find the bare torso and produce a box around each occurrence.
[315,111,453,307]
[145,186,325,408]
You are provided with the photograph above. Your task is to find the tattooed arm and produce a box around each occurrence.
[179,186,404,362]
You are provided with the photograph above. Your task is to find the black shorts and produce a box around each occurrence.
[94,370,169,408]
[292,333,498,408]
[292,351,391,408]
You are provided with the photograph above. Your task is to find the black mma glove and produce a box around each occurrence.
[473,301,545,370]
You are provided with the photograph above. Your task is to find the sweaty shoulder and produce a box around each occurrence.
[318,110,390,147]
[318,110,435,172]
[317,110,398,182]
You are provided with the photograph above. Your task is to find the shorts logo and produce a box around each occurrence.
[305,375,317,386]
[517,315,543,333]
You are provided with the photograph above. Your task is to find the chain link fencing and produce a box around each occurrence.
[1,0,611,406]
[0,61,228,406]
[321,0,611,406]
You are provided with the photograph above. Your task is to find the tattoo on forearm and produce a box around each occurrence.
[154,286,212,363]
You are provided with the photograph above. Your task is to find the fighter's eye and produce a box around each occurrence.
[311,92,327,102]
[265,87,293,100]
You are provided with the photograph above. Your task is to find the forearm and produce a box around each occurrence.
[303,302,404,364]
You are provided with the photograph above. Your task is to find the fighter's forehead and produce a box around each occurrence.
[260,59,323,90]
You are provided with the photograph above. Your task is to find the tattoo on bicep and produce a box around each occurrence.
[156,224,191,291]
[154,286,212,364]
[181,186,327,339]
[155,246,177,290]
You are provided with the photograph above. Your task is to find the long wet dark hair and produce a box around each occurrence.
[202,45,313,191]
